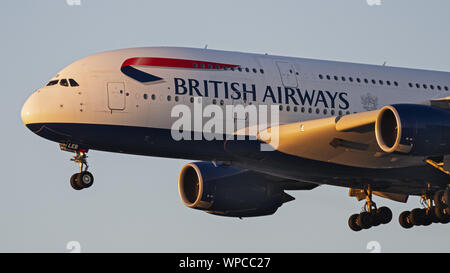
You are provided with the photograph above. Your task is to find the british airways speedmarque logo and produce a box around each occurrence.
[120,57,240,84]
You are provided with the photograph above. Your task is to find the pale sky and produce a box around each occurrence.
[1,0,450,252]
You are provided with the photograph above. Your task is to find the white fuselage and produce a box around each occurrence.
[22,47,450,129]
[21,47,450,172]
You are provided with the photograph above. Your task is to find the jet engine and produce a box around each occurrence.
[375,104,450,156]
[178,162,295,217]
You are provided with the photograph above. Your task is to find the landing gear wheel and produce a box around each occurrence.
[348,185,392,231]
[434,190,445,208]
[67,150,94,191]
[398,186,450,229]
[70,173,83,191]
[434,205,450,224]
[348,214,362,232]
[377,206,393,225]
[444,189,450,206]
[357,212,373,229]
[77,171,94,189]
[429,207,441,224]
[420,208,432,226]
[370,212,381,227]
[410,208,425,226]
[399,211,413,229]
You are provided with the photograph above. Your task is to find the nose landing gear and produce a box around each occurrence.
[69,149,94,191]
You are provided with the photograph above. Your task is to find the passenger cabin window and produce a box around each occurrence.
[46,80,59,86]
[60,79,69,87]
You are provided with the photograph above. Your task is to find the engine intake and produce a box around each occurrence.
[375,104,450,156]
[178,162,295,217]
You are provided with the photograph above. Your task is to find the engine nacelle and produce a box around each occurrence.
[178,162,294,217]
[375,104,450,156]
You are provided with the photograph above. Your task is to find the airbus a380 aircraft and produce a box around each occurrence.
[21,47,450,231]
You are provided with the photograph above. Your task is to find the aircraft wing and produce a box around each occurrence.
[427,96,450,110]
[256,109,425,169]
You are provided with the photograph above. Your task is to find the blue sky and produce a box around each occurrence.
[1,0,450,252]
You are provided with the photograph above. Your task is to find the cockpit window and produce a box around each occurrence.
[47,78,79,88]
[69,79,79,87]
[46,80,59,86]
[60,79,69,87]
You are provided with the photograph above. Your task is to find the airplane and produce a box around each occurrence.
[21,46,450,231]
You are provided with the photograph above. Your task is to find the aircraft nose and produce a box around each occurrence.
[21,92,40,128]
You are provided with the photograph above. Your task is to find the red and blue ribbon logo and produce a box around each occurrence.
[121,57,240,83]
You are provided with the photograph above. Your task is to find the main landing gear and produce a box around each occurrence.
[399,188,450,229]
[69,150,94,191]
[348,186,393,231]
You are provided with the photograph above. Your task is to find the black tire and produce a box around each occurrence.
[377,206,393,225]
[77,171,94,189]
[371,211,381,227]
[399,211,413,229]
[434,190,445,208]
[429,206,441,223]
[435,206,450,224]
[444,189,450,206]
[410,208,424,226]
[348,214,362,232]
[421,208,432,226]
[357,212,372,229]
[70,173,83,191]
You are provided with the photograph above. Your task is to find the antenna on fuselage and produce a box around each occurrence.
[204,44,208,49]
[382,61,387,66]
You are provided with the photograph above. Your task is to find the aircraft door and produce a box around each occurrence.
[232,99,249,131]
[276,61,298,88]
[107,82,126,110]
